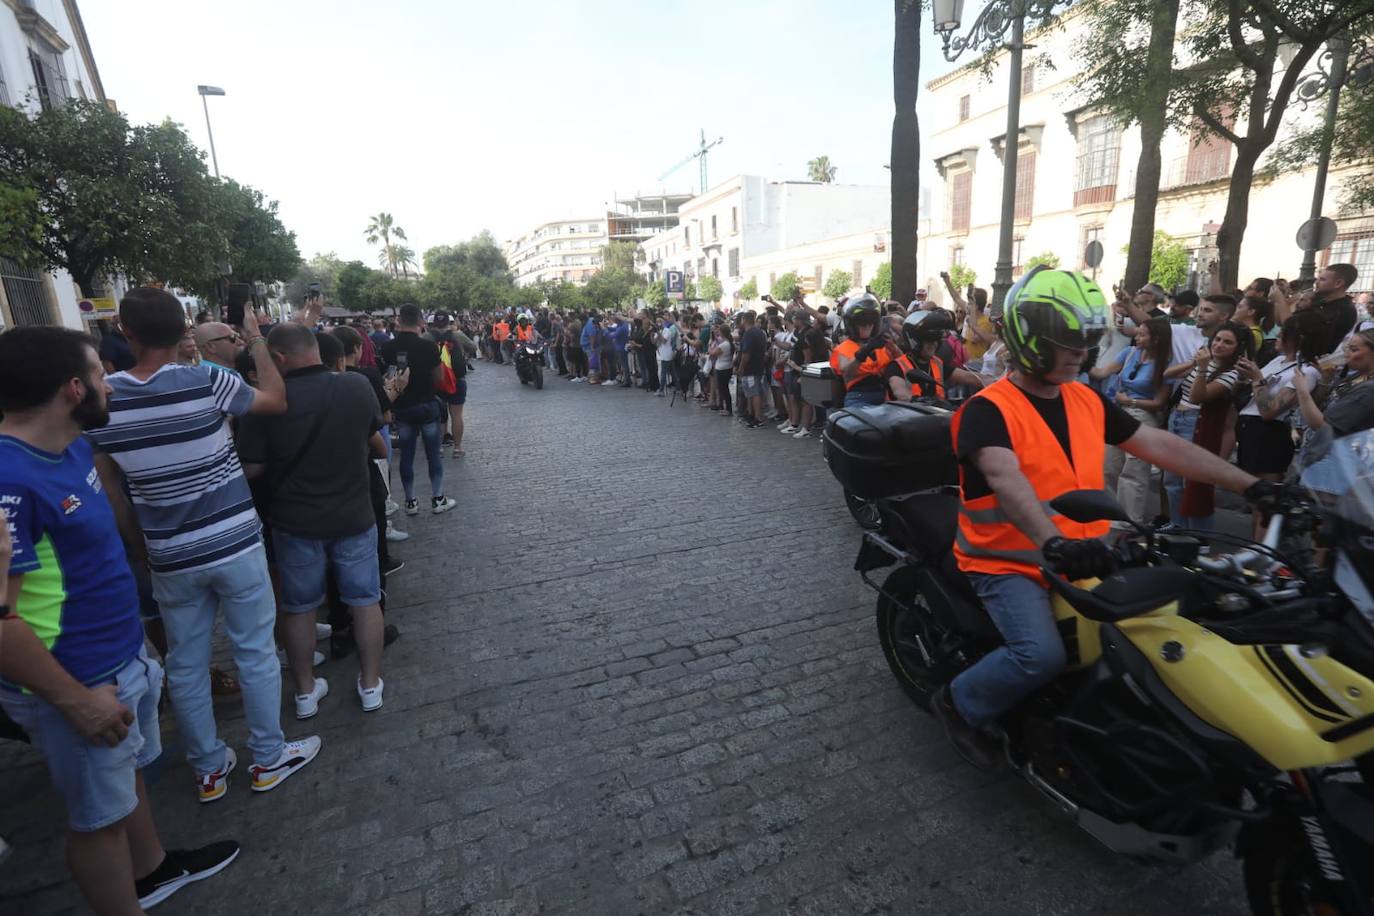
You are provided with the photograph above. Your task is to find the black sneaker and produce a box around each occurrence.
[932,685,1003,771]
[442,433,454,447]
[383,557,405,576]
[745,419,764,429]
[136,841,240,909]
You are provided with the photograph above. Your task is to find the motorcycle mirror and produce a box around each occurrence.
[1050,490,1133,525]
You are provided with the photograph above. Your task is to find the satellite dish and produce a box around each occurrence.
[1295,216,1338,252]
[1084,240,1104,269]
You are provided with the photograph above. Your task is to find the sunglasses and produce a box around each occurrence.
[205,334,241,345]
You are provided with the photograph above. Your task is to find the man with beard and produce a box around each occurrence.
[0,326,241,911]
[85,288,322,806]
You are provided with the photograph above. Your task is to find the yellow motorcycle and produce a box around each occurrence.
[825,406,1374,916]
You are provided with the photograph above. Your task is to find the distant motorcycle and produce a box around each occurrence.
[514,341,545,390]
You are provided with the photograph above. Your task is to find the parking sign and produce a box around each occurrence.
[665,270,685,301]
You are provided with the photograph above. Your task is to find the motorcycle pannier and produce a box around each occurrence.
[823,402,957,499]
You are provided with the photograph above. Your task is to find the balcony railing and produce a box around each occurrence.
[1163,151,1231,189]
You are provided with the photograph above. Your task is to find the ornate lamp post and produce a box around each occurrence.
[933,0,1062,316]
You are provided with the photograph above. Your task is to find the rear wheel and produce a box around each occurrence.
[1243,820,1342,916]
[845,490,881,530]
[875,565,946,712]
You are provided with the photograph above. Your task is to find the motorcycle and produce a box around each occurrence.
[514,340,545,390]
[824,405,1374,916]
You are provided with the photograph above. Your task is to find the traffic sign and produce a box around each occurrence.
[77,296,117,320]
[1296,216,1338,252]
[1084,240,1104,269]
[665,270,685,301]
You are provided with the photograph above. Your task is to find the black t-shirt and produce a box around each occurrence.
[956,385,1141,501]
[99,330,135,372]
[380,331,440,410]
[1313,296,1358,354]
[740,326,768,376]
[804,328,831,364]
[347,365,390,414]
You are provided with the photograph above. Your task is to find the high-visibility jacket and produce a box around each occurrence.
[830,338,892,391]
[493,322,511,341]
[950,378,1109,584]
[516,324,534,341]
[897,353,944,399]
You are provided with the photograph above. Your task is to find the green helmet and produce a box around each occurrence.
[1000,266,1108,376]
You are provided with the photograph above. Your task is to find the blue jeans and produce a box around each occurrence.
[1163,408,1210,529]
[1,648,162,831]
[150,545,284,774]
[395,400,444,502]
[949,573,1066,728]
[844,388,886,408]
[617,349,632,384]
[274,526,382,613]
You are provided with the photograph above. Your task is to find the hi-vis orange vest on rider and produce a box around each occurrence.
[830,338,893,390]
[516,324,533,341]
[950,378,1109,584]
[896,353,944,399]
[494,322,511,341]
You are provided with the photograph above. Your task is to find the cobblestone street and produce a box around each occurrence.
[2,361,1248,915]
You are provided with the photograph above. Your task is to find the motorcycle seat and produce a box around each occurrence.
[928,552,1004,644]
[1044,566,1198,623]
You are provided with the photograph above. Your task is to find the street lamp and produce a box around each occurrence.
[196,84,225,179]
[935,0,1061,316]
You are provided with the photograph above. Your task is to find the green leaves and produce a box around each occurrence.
[870,263,894,300]
[822,269,853,300]
[770,271,800,301]
[737,278,758,302]
[696,275,723,303]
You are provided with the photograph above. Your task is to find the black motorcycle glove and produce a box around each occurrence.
[1243,480,1287,512]
[1042,536,1114,581]
[855,336,884,362]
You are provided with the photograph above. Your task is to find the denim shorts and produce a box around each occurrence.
[273,525,381,613]
[783,370,801,396]
[441,378,468,406]
[0,647,163,831]
[741,375,765,398]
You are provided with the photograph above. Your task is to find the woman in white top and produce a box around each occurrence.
[1172,322,1251,530]
[708,325,734,416]
[1233,313,1322,537]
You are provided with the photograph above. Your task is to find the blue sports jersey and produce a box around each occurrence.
[0,434,143,686]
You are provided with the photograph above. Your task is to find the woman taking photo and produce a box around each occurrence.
[1174,321,1253,530]
[1293,327,1374,465]
[708,323,734,416]
[1234,312,1322,537]
[1090,317,1172,524]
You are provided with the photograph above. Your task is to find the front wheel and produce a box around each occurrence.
[1243,820,1342,916]
[533,366,544,390]
[845,490,881,531]
[875,565,946,712]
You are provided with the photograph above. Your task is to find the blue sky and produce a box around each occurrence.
[83,0,949,265]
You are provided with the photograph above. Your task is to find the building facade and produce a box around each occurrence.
[607,192,692,247]
[503,218,609,287]
[641,176,918,309]
[1,0,110,329]
[924,11,1370,296]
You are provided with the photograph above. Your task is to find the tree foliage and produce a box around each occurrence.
[870,262,894,300]
[285,252,345,305]
[1024,251,1061,270]
[948,263,977,291]
[1124,230,1190,289]
[0,100,297,296]
[642,280,668,309]
[737,278,759,302]
[697,275,723,303]
[424,231,511,282]
[822,269,853,299]
[806,155,838,183]
[771,272,801,301]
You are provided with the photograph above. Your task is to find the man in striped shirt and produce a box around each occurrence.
[88,288,322,804]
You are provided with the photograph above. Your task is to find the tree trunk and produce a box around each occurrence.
[890,0,921,306]
[1215,143,1262,292]
[1122,0,1179,292]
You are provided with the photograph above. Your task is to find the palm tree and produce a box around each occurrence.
[364,212,408,277]
[392,244,418,279]
[806,155,838,183]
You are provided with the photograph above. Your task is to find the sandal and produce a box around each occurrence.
[452,448,465,458]
[210,667,240,696]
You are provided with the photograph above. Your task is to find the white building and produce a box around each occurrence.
[924,10,1371,295]
[503,218,609,287]
[1,0,110,329]
[642,175,925,309]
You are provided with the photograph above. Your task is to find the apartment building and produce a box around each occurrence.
[503,218,609,287]
[926,10,1370,291]
[1,0,110,329]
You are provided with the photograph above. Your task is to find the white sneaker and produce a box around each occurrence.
[250,736,322,793]
[294,677,329,720]
[776,420,791,429]
[385,522,409,542]
[357,676,384,712]
[278,649,326,670]
[315,622,332,641]
[384,499,399,517]
[779,424,797,434]
[601,379,617,386]
[793,428,812,439]
[431,496,457,514]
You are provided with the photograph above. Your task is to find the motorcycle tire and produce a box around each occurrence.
[534,367,544,390]
[844,490,881,531]
[1242,821,1333,916]
[875,565,945,712]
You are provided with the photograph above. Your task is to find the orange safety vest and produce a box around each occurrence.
[950,378,1109,584]
[897,353,944,399]
[493,322,510,341]
[516,324,533,341]
[829,338,893,390]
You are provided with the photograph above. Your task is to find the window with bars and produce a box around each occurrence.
[1185,120,1231,185]
[1,258,56,326]
[952,245,965,266]
[731,207,738,233]
[852,260,863,287]
[1012,236,1025,275]
[712,258,719,278]
[814,265,823,290]
[958,95,970,122]
[1021,62,1035,95]
[1014,150,1036,221]
[711,215,718,240]
[1327,235,1374,292]
[684,225,691,246]
[949,171,972,233]
[728,247,739,277]
[1074,116,1121,205]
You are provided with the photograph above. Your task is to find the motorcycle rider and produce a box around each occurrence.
[830,295,900,408]
[934,267,1271,769]
[515,315,538,345]
[894,309,984,400]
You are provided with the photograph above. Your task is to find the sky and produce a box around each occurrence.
[82,0,951,267]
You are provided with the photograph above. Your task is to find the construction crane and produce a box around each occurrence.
[658,129,724,195]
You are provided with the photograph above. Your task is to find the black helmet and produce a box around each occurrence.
[1001,266,1109,377]
[902,308,955,347]
[842,294,882,339]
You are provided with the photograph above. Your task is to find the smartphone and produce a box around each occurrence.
[396,351,409,370]
[226,282,254,327]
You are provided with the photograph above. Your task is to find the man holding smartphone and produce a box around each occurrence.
[380,304,456,516]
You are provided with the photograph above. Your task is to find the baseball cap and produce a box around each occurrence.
[1169,290,1199,310]
[432,311,452,325]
